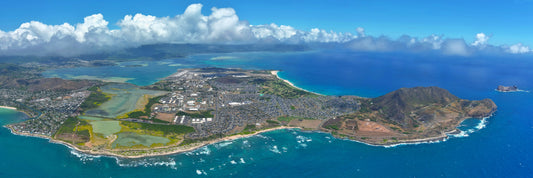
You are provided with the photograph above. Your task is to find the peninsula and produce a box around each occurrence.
[1,66,497,158]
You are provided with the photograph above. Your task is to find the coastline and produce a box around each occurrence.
[4,113,494,158]
[5,124,299,159]
[1,69,497,158]
[270,71,324,96]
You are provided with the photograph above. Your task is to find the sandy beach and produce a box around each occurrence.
[0,106,17,110]
[270,71,324,96]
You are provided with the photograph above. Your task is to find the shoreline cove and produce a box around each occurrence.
[270,71,324,96]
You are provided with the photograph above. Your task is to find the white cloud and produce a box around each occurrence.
[421,34,444,49]
[0,3,356,56]
[442,39,470,56]
[356,27,365,37]
[471,33,490,47]
[0,3,530,56]
[508,43,531,54]
[251,23,298,40]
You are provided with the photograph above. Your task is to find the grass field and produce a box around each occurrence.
[54,117,92,144]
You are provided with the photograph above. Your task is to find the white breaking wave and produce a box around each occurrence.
[282,146,288,153]
[214,141,233,149]
[382,139,446,148]
[269,145,281,154]
[196,169,207,175]
[253,134,269,139]
[115,157,177,169]
[185,146,211,156]
[296,135,312,148]
[449,130,470,138]
[70,150,101,163]
[475,117,488,130]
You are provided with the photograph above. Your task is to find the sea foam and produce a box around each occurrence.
[70,150,101,163]
[115,157,177,169]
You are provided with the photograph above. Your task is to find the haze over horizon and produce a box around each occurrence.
[0,1,531,56]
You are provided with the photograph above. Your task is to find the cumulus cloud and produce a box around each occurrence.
[250,24,354,43]
[0,3,355,56]
[0,3,530,56]
[471,33,490,47]
[345,33,533,56]
[507,43,531,54]
[116,4,253,44]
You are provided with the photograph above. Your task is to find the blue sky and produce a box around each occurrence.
[0,0,531,46]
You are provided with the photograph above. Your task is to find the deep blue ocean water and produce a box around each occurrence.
[1,50,532,177]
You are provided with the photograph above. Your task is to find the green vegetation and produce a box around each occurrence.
[255,79,317,99]
[121,121,195,136]
[80,87,111,111]
[266,120,280,125]
[152,118,170,124]
[324,125,340,130]
[123,95,165,119]
[55,117,89,136]
[244,124,256,131]
[322,117,343,131]
[87,85,99,92]
[126,111,147,118]
[77,130,91,140]
[176,110,214,118]
[54,117,91,144]
[144,95,165,115]
[277,116,315,122]
[179,134,225,146]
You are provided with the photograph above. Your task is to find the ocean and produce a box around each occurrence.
[1,50,532,177]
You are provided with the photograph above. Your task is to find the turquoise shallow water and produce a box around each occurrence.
[2,50,533,177]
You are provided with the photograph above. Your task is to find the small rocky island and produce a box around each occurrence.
[1,66,497,157]
[497,85,518,92]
